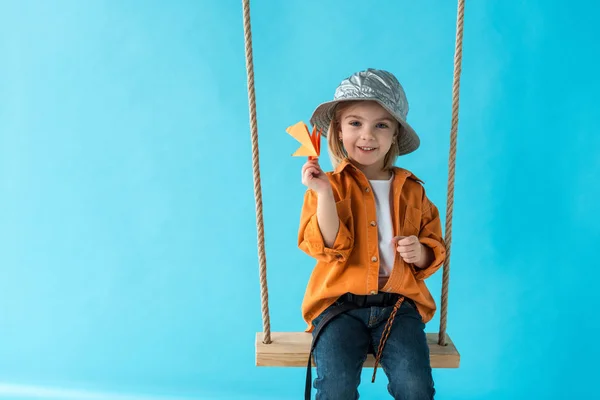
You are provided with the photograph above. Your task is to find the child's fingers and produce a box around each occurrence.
[399,251,419,262]
[304,159,320,171]
[397,241,417,249]
[310,162,323,173]
[397,235,418,245]
[302,162,321,176]
[306,167,319,177]
[302,168,320,184]
[397,247,416,254]
[392,236,405,245]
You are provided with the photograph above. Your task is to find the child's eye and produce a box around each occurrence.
[348,121,361,127]
[376,123,389,129]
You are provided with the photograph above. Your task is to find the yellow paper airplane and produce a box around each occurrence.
[286,121,321,159]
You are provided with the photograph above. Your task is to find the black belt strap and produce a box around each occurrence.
[305,301,359,400]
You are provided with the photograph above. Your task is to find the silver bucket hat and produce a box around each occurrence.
[309,68,420,155]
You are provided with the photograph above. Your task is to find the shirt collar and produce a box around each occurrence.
[333,157,423,183]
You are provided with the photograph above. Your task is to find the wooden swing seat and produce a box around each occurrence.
[255,331,460,368]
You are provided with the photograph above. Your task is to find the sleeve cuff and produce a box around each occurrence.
[413,237,446,280]
[305,213,353,262]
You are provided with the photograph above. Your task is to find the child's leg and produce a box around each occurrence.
[371,301,435,400]
[311,307,371,400]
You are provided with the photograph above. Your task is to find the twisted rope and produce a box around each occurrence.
[438,0,465,346]
[242,0,271,344]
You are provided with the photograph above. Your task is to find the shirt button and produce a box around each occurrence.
[365,187,370,192]
[370,290,377,295]
[371,256,377,262]
[370,221,377,226]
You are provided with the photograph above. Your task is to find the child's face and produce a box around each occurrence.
[338,101,398,171]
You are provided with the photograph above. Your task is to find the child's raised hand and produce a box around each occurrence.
[394,235,424,264]
[301,158,332,195]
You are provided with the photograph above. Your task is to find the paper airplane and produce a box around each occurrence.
[286,121,321,160]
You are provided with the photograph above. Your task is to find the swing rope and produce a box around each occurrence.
[241,0,465,348]
[242,0,271,345]
[438,0,465,347]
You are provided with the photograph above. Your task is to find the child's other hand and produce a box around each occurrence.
[394,235,424,264]
[301,158,332,195]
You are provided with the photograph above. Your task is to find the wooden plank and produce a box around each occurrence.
[256,331,460,368]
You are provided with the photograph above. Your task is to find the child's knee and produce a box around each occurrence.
[313,364,361,400]
[387,367,435,400]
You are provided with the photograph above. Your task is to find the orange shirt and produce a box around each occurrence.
[298,158,446,331]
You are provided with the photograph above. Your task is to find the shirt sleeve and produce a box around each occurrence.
[414,191,447,280]
[297,189,354,264]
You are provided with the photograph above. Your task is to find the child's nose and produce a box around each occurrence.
[360,128,376,140]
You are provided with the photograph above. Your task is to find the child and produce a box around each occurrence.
[298,68,446,400]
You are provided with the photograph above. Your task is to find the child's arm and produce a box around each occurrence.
[298,188,354,263]
[316,189,340,248]
[396,191,446,280]
[412,193,446,280]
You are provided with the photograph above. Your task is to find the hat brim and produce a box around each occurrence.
[309,98,420,156]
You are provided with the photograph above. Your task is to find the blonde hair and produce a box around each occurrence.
[326,101,402,170]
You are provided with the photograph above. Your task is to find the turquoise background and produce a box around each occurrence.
[1,0,599,399]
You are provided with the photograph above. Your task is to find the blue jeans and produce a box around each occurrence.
[311,300,435,399]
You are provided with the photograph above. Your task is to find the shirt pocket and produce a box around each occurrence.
[402,204,422,237]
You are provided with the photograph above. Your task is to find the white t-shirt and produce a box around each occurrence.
[369,174,396,289]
